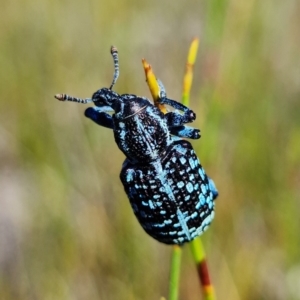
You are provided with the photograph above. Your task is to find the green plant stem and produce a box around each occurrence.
[168,245,182,300]
[181,94,189,107]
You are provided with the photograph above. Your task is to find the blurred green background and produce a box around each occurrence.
[1,0,300,299]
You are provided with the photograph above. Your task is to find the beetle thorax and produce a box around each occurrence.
[113,104,172,163]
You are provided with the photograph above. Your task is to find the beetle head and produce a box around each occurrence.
[92,87,120,107]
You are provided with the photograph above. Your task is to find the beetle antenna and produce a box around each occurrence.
[54,94,93,104]
[109,46,119,90]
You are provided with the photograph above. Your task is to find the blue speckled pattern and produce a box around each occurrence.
[120,139,217,244]
[55,46,218,245]
[56,88,218,245]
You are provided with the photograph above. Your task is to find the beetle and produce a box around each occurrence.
[55,46,218,245]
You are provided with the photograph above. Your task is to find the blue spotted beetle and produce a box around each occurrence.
[55,46,218,245]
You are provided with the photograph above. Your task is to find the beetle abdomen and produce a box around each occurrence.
[120,139,216,245]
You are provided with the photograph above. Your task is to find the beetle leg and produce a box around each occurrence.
[207,177,219,199]
[164,111,196,127]
[169,125,201,139]
[84,107,114,129]
[158,97,196,125]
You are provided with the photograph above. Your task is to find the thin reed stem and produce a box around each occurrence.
[168,245,182,300]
